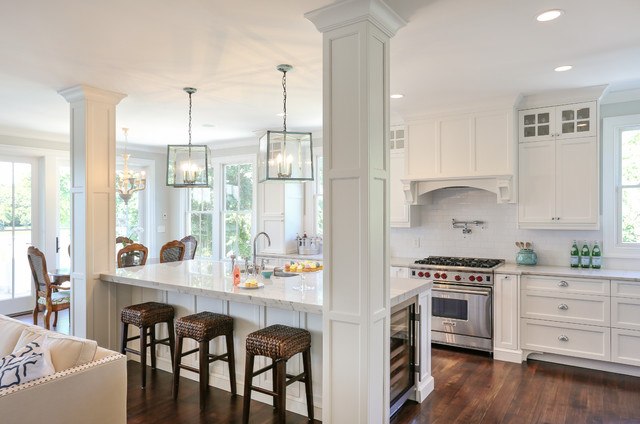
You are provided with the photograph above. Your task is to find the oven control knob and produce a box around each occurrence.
[455,275,461,281]
[469,275,476,281]
[434,273,441,279]
[424,272,431,278]
[476,276,483,282]
[418,271,424,277]
[441,273,448,279]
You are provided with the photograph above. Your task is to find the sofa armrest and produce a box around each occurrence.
[0,353,127,424]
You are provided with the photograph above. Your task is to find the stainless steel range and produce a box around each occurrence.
[410,256,504,352]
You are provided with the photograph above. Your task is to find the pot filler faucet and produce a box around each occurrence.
[253,232,271,273]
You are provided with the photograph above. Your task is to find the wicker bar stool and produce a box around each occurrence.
[242,324,313,424]
[173,311,237,411]
[120,301,175,388]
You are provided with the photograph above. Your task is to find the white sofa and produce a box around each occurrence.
[0,314,127,424]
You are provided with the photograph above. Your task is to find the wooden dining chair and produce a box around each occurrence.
[116,236,134,245]
[160,240,186,263]
[27,246,71,330]
[117,243,149,268]
[180,235,198,260]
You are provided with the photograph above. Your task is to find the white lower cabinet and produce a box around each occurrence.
[494,274,520,356]
[611,280,640,366]
[612,328,640,366]
[521,291,610,327]
[520,275,611,362]
[521,318,610,361]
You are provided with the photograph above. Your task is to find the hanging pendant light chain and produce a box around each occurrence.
[188,90,193,146]
[282,70,287,132]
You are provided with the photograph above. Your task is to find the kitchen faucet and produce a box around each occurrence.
[252,232,271,273]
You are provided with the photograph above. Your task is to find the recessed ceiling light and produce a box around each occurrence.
[390,94,404,99]
[554,65,573,72]
[536,9,564,22]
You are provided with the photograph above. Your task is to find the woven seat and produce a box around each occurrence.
[173,312,236,410]
[175,312,233,342]
[121,302,174,327]
[121,302,175,388]
[243,325,313,423]
[246,324,311,360]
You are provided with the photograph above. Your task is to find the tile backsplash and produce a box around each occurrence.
[390,187,636,268]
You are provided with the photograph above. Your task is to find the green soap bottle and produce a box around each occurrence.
[570,240,579,268]
[591,240,602,269]
[580,242,591,268]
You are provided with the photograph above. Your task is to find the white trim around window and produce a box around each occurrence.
[602,114,640,258]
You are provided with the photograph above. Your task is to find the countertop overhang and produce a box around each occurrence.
[100,259,431,314]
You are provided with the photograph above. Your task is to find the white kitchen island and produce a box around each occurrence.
[100,259,433,420]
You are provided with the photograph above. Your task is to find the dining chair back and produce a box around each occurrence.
[27,246,71,330]
[180,235,198,260]
[117,243,149,268]
[160,240,186,263]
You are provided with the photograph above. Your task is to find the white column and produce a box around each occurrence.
[59,85,126,346]
[306,1,405,423]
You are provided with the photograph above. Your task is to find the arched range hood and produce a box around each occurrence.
[401,175,514,205]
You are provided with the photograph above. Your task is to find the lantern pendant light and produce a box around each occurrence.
[258,64,314,182]
[166,87,211,187]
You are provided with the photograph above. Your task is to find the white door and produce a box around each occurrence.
[519,107,556,143]
[0,158,37,315]
[518,141,556,225]
[555,137,598,224]
[555,102,596,140]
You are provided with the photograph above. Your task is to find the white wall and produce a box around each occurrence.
[390,187,608,267]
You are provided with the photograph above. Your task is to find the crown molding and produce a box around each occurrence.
[305,0,406,37]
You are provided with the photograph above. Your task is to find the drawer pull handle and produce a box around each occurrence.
[558,281,569,287]
[558,303,569,310]
[558,335,569,342]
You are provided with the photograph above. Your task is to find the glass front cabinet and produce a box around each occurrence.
[519,101,596,142]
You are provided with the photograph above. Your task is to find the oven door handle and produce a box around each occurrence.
[432,287,491,296]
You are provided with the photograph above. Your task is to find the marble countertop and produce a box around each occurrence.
[495,263,640,281]
[100,260,430,314]
[256,252,323,261]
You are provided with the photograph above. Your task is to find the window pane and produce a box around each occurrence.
[224,212,252,259]
[316,195,323,235]
[225,165,239,211]
[191,212,213,257]
[238,164,253,211]
[621,128,640,186]
[622,187,640,244]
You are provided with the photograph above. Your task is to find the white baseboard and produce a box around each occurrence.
[493,348,523,364]
[411,375,435,403]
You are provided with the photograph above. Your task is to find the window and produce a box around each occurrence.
[186,156,255,260]
[223,163,254,259]
[187,185,214,258]
[603,114,640,257]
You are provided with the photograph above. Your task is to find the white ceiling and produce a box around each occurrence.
[0,0,639,147]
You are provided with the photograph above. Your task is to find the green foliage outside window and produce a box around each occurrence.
[0,162,32,229]
[621,129,640,243]
[224,163,253,259]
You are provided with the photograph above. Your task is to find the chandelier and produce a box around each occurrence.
[258,64,313,182]
[166,87,211,187]
[116,128,146,204]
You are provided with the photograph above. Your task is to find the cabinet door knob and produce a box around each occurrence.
[558,281,569,287]
[558,335,569,342]
[558,303,569,310]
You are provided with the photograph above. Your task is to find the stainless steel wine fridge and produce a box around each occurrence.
[390,297,419,416]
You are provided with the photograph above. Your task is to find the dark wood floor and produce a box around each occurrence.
[392,346,640,424]
[17,311,640,423]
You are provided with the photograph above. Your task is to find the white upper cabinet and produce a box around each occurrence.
[390,126,418,228]
[518,99,599,229]
[406,109,514,179]
[519,101,596,143]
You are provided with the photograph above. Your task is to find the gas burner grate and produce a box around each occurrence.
[414,256,503,268]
